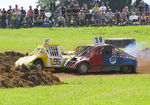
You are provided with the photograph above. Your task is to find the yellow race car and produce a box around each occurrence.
[15,40,74,70]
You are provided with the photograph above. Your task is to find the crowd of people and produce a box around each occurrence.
[0,0,150,28]
[0,4,47,28]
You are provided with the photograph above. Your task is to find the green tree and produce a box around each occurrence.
[38,0,132,12]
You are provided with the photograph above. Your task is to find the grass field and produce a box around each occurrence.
[0,75,150,105]
[0,26,150,105]
[0,26,150,52]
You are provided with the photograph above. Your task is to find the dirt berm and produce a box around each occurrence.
[0,51,64,88]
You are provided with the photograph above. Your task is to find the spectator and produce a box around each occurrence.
[37,15,43,26]
[99,2,107,12]
[58,3,66,17]
[122,9,127,25]
[7,6,13,28]
[115,10,122,25]
[106,9,114,26]
[130,5,137,13]
[72,4,80,26]
[44,16,50,24]
[140,13,146,25]
[0,9,2,27]
[125,6,130,25]
[20,7,26,25]
[34,5,39,20]
[10,10,15,28]
[40,7,45,20]
[27,6,33,21]
[57,15,66,27]
[13,4,19,12]
[92,3,100,25]
[15,8,21,28]
[138,1,145,16]
[78,11,85,26]
[66,5,72,26]
[85,11,92,26]
[100,10,107,26]
[129,12,138,24]
[92,3,99,13]
[1,8,7,28]
[49,15,55,27]
[81,4,88,13]
[70,0,75,9]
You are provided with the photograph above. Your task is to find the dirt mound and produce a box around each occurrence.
[137,48,150,73]
[0,51,63,88]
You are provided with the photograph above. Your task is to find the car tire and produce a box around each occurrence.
[121,65,132,74]
[77,62,89,75]
[33,60,44,70]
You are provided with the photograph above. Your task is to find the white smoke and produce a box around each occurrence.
[124,41,147,58]
[124,41,150,61]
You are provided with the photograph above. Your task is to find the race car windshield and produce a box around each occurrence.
[30,48,42,56]
[75,46,92,57]
[74,46,87,55]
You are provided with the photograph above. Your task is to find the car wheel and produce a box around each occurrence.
[77,62,89,75]
[121,65,132,74]
[34,60,43,70]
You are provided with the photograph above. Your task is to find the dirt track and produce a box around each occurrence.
[53,70,150,79]
[53,60,150,79]
[0,51,63,88]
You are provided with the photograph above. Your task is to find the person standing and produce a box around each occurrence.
[66,5,72,26]
[15,8,21,28]
[99,2,107,12]
[40,7,45,20]
[7,6,13,28]
[58,3,66,17]
[138,1,145,16]
[1,8,7,28]
[72,4,80,26]
[92,3,100,25]
[130,5,137,13]
[28,6,33,21]
[0,9,2,27]
[14,4,21,28]
[34,5,39,20]
[20,7,26,25]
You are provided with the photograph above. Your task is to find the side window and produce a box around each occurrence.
[39,48,46,55]
[95,47,104,55]
[112,48,119,56]
[103,50,111,55]
[46,46,60,57]
[102,46,112,55]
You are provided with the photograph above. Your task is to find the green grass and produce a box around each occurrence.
[0,26,150,53]
[0,26,150,105]
[0,75,150,105]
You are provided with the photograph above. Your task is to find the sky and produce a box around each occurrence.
[0,0,38,10]
[132,0,150,5]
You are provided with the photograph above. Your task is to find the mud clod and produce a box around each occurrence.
[0,51,63,88]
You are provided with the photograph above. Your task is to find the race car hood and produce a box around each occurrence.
[15,55,37,67]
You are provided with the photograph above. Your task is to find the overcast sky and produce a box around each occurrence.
[0,0,38,10]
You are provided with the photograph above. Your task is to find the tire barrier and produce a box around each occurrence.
[105,38,136,48]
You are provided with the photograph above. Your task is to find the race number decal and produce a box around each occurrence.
[94,36,105,46]
[109,57,116,64]
[53,58,61,65]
